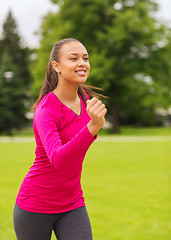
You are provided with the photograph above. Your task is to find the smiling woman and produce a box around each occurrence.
[52,41,90,87]
[32,38,106,111]
[13,38,107,240]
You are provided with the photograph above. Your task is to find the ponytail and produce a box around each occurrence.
[32,61,58,111]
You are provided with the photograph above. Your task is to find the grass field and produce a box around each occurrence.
[0,129,171,239]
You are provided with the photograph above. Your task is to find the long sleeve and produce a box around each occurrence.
[34,108,96,171]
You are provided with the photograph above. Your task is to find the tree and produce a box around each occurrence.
[32,0,171,132]
[0,11,32,134]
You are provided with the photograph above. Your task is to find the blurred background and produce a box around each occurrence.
[0,0,171,134]
[0,1,171,240]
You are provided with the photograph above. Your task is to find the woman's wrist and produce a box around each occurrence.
[87,121,101,137]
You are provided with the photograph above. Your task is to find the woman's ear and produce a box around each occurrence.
[52,61,61,73]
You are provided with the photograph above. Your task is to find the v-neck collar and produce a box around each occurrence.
[51,91,82,117]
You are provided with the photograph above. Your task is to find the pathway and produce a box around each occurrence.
[0,136,171,143]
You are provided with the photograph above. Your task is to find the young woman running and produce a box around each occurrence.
[13,38,107,240]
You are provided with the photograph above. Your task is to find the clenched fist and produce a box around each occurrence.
[86,97,107,137]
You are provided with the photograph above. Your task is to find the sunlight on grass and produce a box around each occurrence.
[0,137,170,240]
[82,141,171,239]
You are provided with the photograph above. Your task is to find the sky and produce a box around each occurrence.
[0,0,171,48]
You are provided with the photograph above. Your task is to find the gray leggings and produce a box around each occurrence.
[13,203,93,240]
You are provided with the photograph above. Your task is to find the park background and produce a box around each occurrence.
[0,0,171,239]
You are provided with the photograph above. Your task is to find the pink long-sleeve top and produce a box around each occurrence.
[16,91,97,214]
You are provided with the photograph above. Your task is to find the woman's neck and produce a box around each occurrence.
[53,81,79,103]
[53,81,81,115]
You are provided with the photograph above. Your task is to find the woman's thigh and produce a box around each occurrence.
[13,203,60,240]
[54,206,93,240]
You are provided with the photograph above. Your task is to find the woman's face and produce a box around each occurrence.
[53,41,90,85]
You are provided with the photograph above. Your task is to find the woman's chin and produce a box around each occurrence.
[75,76,88,85]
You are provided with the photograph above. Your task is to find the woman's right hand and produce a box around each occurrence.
[86,97,107,137]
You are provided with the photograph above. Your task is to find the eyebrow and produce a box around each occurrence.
[67,53,89,56]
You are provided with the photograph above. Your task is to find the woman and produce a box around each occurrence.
[13,38,107,240]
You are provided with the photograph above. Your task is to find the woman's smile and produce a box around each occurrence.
[75,69,87,76]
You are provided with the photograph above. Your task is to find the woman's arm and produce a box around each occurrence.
[35,109,96,170]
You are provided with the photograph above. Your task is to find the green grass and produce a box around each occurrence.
[0,137,171,239]
[83,141,171,240]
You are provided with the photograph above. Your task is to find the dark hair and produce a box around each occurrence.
[32,38,107,111]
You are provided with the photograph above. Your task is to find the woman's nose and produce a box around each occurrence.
[77,59,85,66]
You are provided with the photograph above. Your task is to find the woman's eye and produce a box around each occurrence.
[84,57,89,61]
[71,58,77,60]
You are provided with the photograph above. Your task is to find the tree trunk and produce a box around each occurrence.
[110,103,120,133]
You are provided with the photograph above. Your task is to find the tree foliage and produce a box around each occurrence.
[32,0,171,131]
[0,11,32,134]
